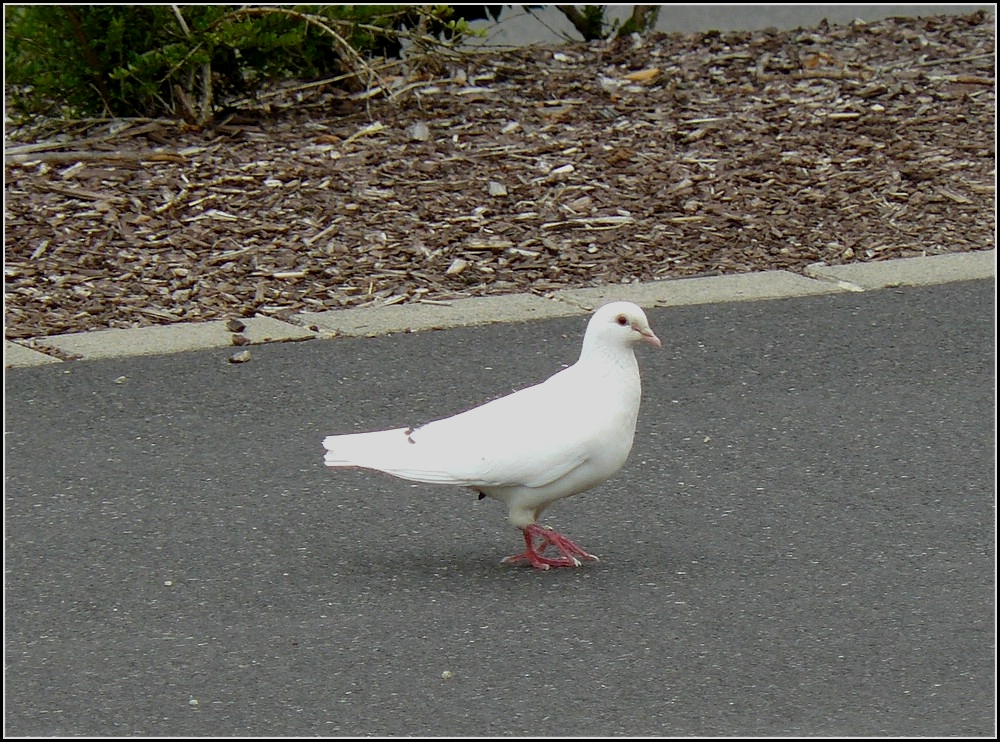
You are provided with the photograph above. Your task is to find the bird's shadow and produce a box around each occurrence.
[307,537,655,585]
[314,542,521,579]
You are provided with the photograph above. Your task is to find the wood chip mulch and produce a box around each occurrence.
[3,11,995,340]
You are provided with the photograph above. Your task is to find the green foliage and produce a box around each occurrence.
[556,5,660,42]
[6,5,180,119]
[616,5,660,37]
[581,6,609,37]
[3,4,469,124]
[556,5,610,42]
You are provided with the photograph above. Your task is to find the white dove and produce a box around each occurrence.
[322,301,661,569]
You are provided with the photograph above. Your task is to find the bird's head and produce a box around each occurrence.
[582,301,662,356]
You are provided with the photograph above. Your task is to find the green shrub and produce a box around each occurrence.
[3,4,475,124]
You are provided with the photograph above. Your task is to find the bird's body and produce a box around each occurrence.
[323,301,660,569]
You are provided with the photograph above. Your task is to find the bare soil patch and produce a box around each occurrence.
[4,11,994,340]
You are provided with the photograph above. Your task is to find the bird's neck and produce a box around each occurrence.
[578,342,639,377]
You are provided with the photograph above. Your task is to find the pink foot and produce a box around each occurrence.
[502,524,600,570]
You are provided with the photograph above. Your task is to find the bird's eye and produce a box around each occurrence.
[616,314,628,326]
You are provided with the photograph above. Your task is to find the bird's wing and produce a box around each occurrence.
[323,365,604,489]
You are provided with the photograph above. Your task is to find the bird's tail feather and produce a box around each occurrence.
[322,427,478,485]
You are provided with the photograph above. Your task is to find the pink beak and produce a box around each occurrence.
[642,329,662,348]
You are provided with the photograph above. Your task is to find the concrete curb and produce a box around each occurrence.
[5,250,995,368]
[803,249,996,290]
[294,293,582,338]
[7,315,316,364]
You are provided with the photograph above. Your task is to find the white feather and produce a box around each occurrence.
[323,301,660,529]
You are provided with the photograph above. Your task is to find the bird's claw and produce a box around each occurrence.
[502,524,599,569]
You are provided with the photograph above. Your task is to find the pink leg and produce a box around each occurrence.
[502,524,599,570]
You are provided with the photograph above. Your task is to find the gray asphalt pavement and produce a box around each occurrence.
[4,279,995,736]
